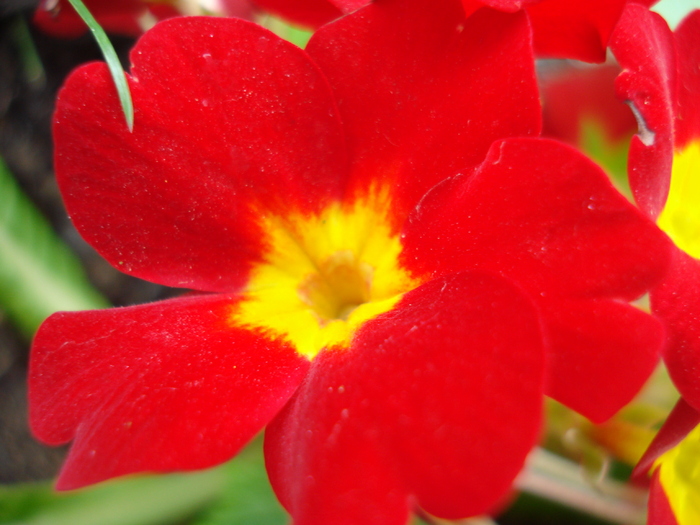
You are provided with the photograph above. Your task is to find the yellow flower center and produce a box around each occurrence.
[230,186,421,359]
[297,249,372,321]
[657,142,700,258]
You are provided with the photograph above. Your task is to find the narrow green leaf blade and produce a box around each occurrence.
[1,468,226,525]
[192,442,287,525]
[65,0,134,131]
[0,158,108,338]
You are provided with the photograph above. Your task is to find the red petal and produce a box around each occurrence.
[463,0,657,62]
[674,10,700,148]
[218,0,257,19]
[465,0,541,13]
[330,0,369,12]
[400,137,669,420]
[29,294,309,489]
[635,399,700,478]
[526,0,655,62]
[401,137,670,301]
[541,64,636,146]
[540,297,663,422]
[54,17,348,292]
[265,271,545,522]
[252,0,344,28]
[34,0,147,38]
[652,250,700,411]
[649,470,681,525]
[307,1,539,227]
[610,4,676,219]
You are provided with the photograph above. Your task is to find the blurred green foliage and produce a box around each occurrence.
[0,158,108,339]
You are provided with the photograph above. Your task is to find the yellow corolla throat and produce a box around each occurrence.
[654,424,700,525]
[229,187,422,359]
[657,141,700,258]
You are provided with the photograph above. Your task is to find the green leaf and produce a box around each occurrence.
[191,439,287,525]
[0,468,226,525]
[0,482,56,523]
[579,119,632,200]
[65,0,134,131]
[9,15,46,87]
[259,15,313,48]
[0,158,108,338]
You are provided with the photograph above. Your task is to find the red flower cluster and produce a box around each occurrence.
[30,0,676,523]
[32,0,358,37]
[34,0,182,38]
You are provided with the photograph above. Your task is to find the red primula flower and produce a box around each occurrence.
[33,0,361,38]
[34,0,179,38]
[612,6,700,412]
[30,1,669,522]
[33,0,256,38]
[612,7,700,524]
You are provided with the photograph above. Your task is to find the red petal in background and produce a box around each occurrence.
[33,0,148,38]
[463,0,657,62]
[30,294,309,489]
[526,0,655,62]
[541,64,636,146]
[307,0,539,226]
[610,4,676,219]
[265,271,545,523]
[218,0,257,20]
[252,0,344,28]
[54,17,348,293]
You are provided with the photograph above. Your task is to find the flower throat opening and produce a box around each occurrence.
[298,250,372,322]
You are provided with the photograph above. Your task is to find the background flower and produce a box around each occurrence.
[612,6,700,524]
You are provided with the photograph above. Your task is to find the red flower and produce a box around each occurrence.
[33,0,180,38]
[30,1,668,522]
[32,0,360,37]
[612,6,700,412]
[612,7,700,524]
[33,0,256,38]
